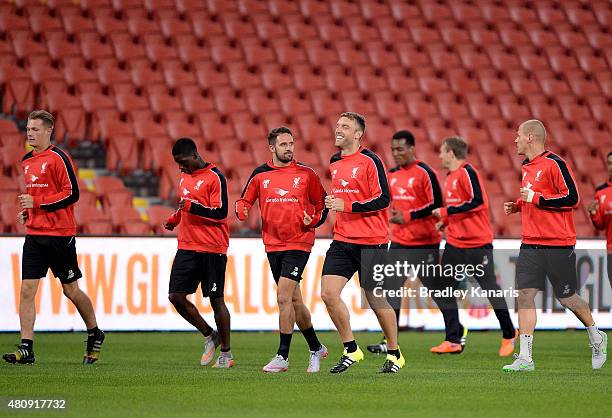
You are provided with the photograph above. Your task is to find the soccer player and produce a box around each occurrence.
[588,151,612,288]
[432,136,517,356]
[322,112,405,373]
[367,130,443,355]
[2,110,105,365]
[164,137,233,368]
[503,120,607,371]
[236,127,329,373]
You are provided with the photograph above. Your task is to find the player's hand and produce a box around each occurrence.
[432,208,442,220]
[587,200,599,215]
[503,201,518,215]
[435,221,445,231]
[389,209,405,224]
[520,187,536,203]
[324,195,334,209]
[326,197,344,212]
[242,205,249,218]
[163,221,175,231]
[303,210,314,226]
[17,194,34,209]
[17,210,28,225]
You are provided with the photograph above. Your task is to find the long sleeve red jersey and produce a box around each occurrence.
[514,151,579,246]
[235,160,327,252]
[590,181,612,252]
[389,160,443,246]
[166,163,229,254]
[439,162,493,248]
[22,145,79,236]
[329,147,390,245]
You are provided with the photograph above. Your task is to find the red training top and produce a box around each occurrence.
[166,163,229,254]
[514,151,579,246]
[22,145,79,236]
[439,162,493,248]
[389,160,442,246]
[235,160,327,252]
[329,146,390,245]
[590,181,612,253]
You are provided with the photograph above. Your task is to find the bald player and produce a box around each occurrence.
[503,120,607,372]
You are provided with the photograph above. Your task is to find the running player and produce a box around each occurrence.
[322,112,405,373]
[367,130,443,354]
[503,119,607,371]
[164,137,233,368]
[236,127,329,373]
[432,136,517,356]
[2,110,105,365]
[588,151,612,288]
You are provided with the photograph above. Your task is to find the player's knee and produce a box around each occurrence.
[277,292,292,307]
[321,288,339,306]
[62,285,79,299]
[209,296,226,310]
[168,293,186,307]
[557,294,576,309]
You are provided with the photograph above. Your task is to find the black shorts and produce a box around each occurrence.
[169,249,226,299]
[389,242,441,288]
[322,240,387,286]
[22,235,82,283]
[267,250,310,283]
[516,244,577,299]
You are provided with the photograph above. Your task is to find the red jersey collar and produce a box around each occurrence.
[338,146,364,159]
[190,163,212,176]
[267,160,296,169]
[522,150,549,165]
[398,159,420,170]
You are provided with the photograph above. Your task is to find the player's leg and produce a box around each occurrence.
[470,246,517,356]
[169,292,214,335]
[291,285,328,372]
[321,274,353,343]
[202,253,233,368]
[430,245,465,354]
[547,247,607,370]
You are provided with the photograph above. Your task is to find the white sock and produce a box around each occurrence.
[587,324,602,345]
[519,334,533,361]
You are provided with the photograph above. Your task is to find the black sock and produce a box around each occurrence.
[343,340,357,353]
[221,348,231,353]
[21,339,33,351]
[300,327,321,352]
[395,308,401,331]
[387,349,401,360]
[87,327,101,336]
[277,333,292,360]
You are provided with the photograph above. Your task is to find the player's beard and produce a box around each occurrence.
[276,151,293,163]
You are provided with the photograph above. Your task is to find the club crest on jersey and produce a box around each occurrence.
[535,170,543,182]
[340,179,349,187]
[452,179,458,190]
[263,179,270,189]
[407,177,415,188]
[293,177,301,188]
[194,179,204,190]
[275,188,289,197]
[351,167,359,178]
[41,162,48,174]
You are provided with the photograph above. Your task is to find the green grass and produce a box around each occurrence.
[0,331,609,417]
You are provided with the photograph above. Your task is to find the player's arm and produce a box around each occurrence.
[588,196,604,229]
[343,155,390,213]
[30,157,80,211]
[408,167,443,220]
[305,171,328,228]
[164,209,181,230]
[182,168,228,220]
[442,166,484,219]
[529,161,579,209]
[235,169,259,221]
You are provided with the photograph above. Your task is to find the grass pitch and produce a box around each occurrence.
[0,331,609,417]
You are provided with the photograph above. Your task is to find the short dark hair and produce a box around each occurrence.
[268,126,293,145]
[607,151,612,159]
[442,136,468,160]
[392,130,415,146]
[28,110,54,128]
[340,111,366,133]
[172,137,197,156]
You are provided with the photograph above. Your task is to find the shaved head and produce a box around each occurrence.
[520,119,546,144]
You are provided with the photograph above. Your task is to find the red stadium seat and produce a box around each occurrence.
[373,91,408,119]
[384,66,418,95]
[148,204,176,234]
[285,14,319,42]
[229,112,266,142]
[303,39,339,68]
[323,65,357,93]
[335,39,369,67]
[161,60,197,89]
[212,85,248,115]
[354,66,388,93]
[253,16,288,41]
[457,44,492,71]
[478,69,511,96]
[376,18,411,44]
[340,90,376,116]
[226,61,261,91]
[277,89,313,116]
[245,87,281,116]
[209,36,244,65]
[466,21,501,47]
[2,79,35,118]
[435,93,470,121]
[197,113,235,141]
[193,61,230,90]
[238,37,276,67]
[346,17,380,44]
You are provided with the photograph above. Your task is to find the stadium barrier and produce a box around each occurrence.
[0,237,609,331]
